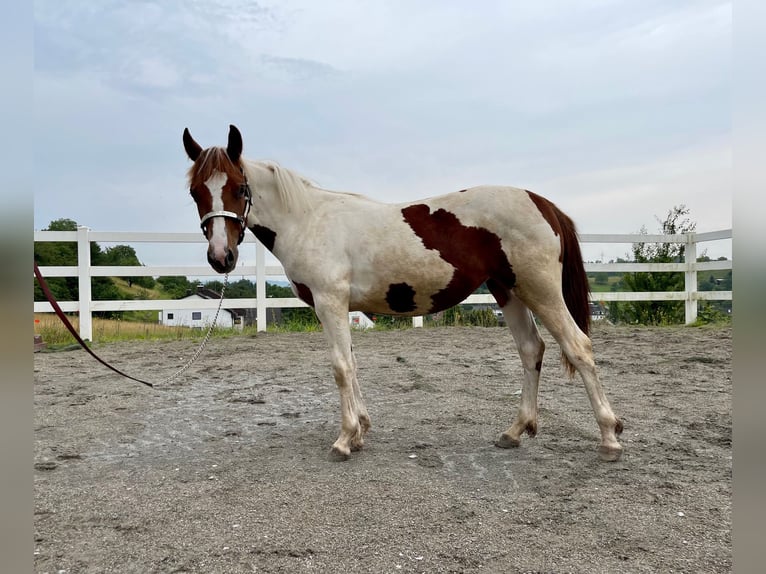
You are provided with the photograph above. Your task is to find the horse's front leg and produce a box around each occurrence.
[314,297,370,461]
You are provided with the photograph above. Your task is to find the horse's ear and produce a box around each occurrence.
[227,124,243,164]
[183,128,202,161]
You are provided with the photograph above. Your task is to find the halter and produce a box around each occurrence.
[198,175,253,245]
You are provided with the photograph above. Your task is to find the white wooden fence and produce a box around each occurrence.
[34,227,732,341]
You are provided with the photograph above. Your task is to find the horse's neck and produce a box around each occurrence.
[243,160,321,237]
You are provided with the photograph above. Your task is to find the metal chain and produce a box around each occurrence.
[158,273,229,386]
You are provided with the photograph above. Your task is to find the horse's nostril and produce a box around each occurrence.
[225,250,235,266]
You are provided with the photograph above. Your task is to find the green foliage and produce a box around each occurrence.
[266,282,295,298]
[46,218,78,231]
[35,219,154,310]
[371,314,414,330]
[155,276,197,299]
[428,306,499,327]
[691,302,731,326]
[34,219,79,302]
[282,307,321,329]
[609,205,695,325]
[200,278,298,299]
[698,267,732,291]
[101,244,155,288]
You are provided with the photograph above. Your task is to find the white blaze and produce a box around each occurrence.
[205,172,229,258]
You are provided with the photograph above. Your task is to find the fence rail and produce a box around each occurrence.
[34,227,732,340]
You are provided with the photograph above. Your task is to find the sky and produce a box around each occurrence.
[33,0,732,267]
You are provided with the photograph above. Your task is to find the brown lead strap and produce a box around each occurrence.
[33,262,154,389]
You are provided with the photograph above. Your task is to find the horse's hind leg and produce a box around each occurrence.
[493,292,546,449]
[522,291,623,461]
[347,343,371,437]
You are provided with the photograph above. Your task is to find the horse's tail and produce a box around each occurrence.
[527,192,591,377]
[557,206,591,377]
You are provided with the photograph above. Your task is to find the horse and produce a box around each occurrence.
[182,124,624,462]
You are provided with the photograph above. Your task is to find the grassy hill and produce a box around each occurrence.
[110,278,171,322]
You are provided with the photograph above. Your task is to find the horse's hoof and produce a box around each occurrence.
[495,432,521,449]
[329,446,351,462]
[598,444,623,462]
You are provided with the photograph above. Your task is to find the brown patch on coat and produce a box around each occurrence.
[526,190,565,262]
[293,282,315,307]
[525,189,592,376]
[386,283,417,313]
[250,224,277,252]
[486,278,510,308]
[402,204,516,313]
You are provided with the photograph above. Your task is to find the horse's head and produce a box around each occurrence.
[183,125,252,273]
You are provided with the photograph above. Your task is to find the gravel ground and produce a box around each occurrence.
[34,324,732,573]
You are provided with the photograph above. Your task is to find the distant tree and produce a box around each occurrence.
[35,219,83,302]
[46,218,78,232]
[609,205,696,325]
[34,218,128,317]
[102,245,141,266]
[203,278,258,298]
[101,245,155,288]
[266,283,294,298]
[156,276,197,299]
[204,279,225,294]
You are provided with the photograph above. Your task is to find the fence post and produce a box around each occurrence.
[684,232,697,324]
[255,240,267,332]
[76,225,93,341]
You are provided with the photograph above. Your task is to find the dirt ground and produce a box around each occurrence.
[33,324,732,573]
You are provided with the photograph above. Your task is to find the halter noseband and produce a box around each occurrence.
[198,177,253,246]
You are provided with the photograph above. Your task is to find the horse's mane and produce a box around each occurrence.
[189,150,360,214]
[265,160,314,212]
[244,159,326,214]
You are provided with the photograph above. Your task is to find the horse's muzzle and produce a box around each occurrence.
[208,247,236,273]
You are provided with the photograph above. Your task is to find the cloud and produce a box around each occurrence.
[32,0,731,265]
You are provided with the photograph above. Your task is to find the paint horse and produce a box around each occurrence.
[182,125,624,462]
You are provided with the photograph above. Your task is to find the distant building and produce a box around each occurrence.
[159,287,242,330]
[349,311,375,329]
[590,301,607,321]
[158,289,386,331]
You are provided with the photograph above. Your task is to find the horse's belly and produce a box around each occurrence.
[349,266,483,316]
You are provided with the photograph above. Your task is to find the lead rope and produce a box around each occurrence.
[35,266,231,389]
[158,273,229,386]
